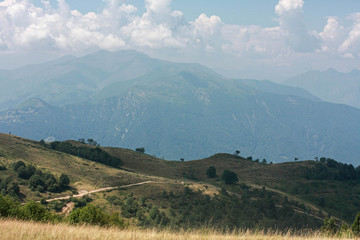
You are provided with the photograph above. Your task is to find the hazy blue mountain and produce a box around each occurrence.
[238,79,320,102]
[0,50,176,111]
[285,68,360,109]
[0,51,359,165]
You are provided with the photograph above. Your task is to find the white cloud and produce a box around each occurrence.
[338,13,360,55]
[275,0,304,15]
[194,14,222,36]
[318,17,344,52]
[275,0,319,53]
[0,0,358,79]
[319,17,343,42]
[145,0,170,15]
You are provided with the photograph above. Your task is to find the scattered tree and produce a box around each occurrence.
[221,170,238,184]
[135,147,145,154]
[206,166,216,178]
[59,174,70,189]
[13,161,25,171]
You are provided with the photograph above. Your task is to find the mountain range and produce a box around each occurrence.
[0,50,359,164]
[285,68,360,109]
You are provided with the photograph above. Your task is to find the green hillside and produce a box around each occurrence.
[1,133,360,230]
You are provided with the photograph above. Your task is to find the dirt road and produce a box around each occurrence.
[45,181,155,203]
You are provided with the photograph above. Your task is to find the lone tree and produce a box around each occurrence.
[206,166,216,178]
[135,147,145,154]
[234,150,240,156]
[221,170,238,184]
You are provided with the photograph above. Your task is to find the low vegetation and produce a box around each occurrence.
[0,219,358,240]
[46,141,123,168]
[1,134,360,238]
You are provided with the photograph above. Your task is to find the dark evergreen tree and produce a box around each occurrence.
[206,166,216,178]
[59,174,70,189]
[221,170,238,184]
[135,147,145,154]
[14,161,25,171]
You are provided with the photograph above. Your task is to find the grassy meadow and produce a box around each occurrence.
[0,219,355,240]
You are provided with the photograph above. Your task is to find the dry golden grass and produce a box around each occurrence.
[0,219,355,240]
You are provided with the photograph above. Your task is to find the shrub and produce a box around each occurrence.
[0,195,20,217]
[221,170,238,184]
[13,161,25,171]
[206,166,216,178]
[321,217,337,235]
[7,182,20,197]
[352,212,360,236]
[59,174,70,189]
[68,204,109,226]
[19,201,52,222]
[135,147,145,154]
[29,174,45,191]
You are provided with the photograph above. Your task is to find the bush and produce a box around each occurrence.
[68,204,109,226]
[29,174,46,191]
[0,195,20,217]
[13,161,25,171]
[221,170,238,184]
[7,182,20,197]
[48,141,123,168]
[0,177,20,197]
[16,166,28,179]
[321,217,337,235]
[206,166,216,178]
[135,147,145,154]
[19,201,55,222]
[59,174,70,189]
[352,212,360,236]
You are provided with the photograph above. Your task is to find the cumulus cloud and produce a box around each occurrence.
[275,0,319,52]
[338,13,360,57]
[0,0,359,78]
[275,0,304,15]
[145,0,170,15]
[318,17,344,52]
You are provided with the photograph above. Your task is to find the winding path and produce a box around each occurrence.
[45,181,155,203]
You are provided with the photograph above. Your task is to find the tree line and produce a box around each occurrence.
[45,141,123,168]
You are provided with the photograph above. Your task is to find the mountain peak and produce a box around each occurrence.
[15,98,50,110]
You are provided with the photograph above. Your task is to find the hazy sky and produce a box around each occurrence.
[0,0,359,81]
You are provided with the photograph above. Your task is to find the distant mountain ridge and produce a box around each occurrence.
[285,68,360,109]
[0,50,360,164]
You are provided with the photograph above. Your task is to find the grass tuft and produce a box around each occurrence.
[0,219,356,240]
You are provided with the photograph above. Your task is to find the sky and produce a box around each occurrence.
[0,0,359,81]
